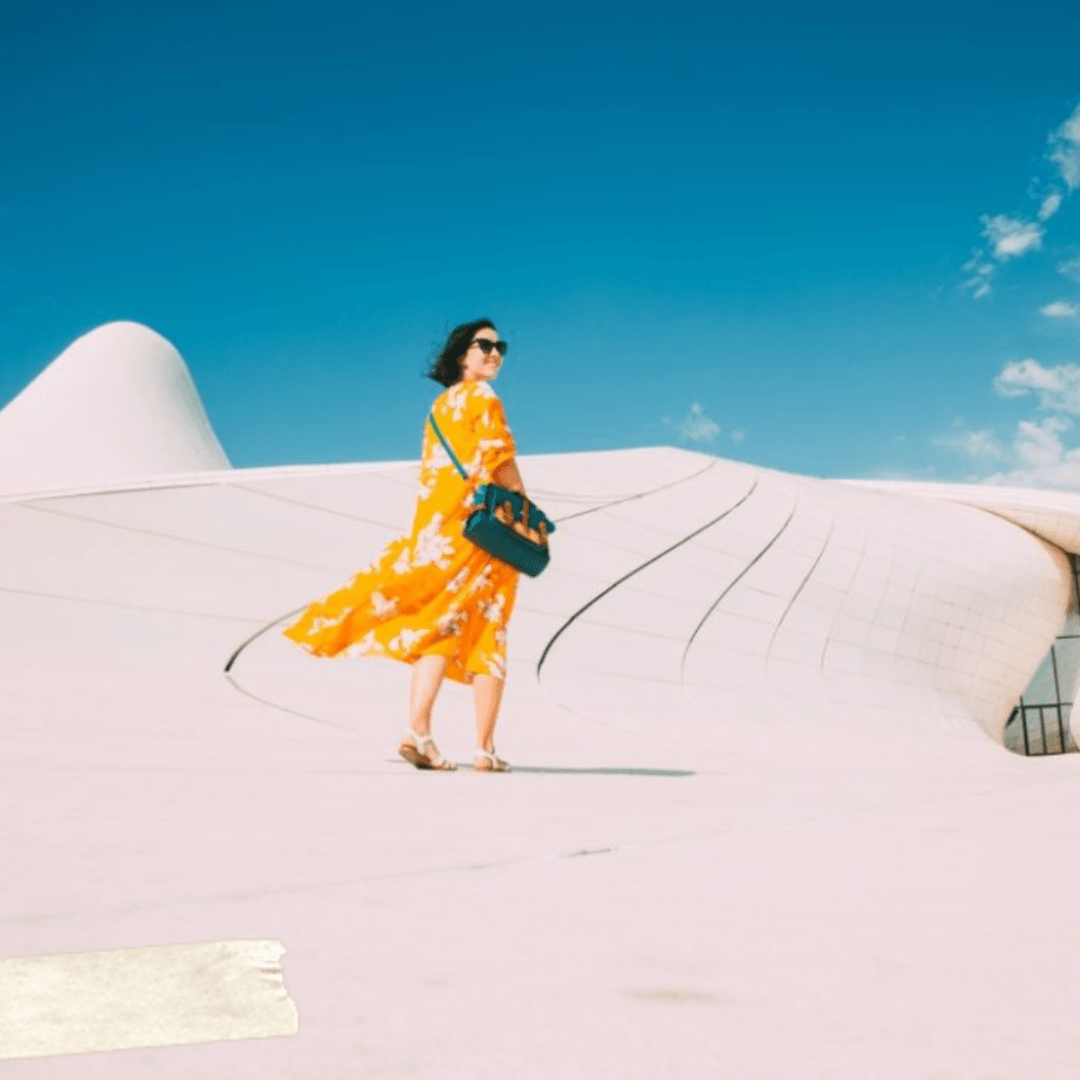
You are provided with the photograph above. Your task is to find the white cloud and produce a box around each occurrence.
[980,214,1044,259]
[937,347,1080,491]
[1014,415,1070,466]
[1040,301,1080,318]
[728,429,745,444]
[1059,256,1080,283]
[1049,102,1080,191]
[962,250,995,299]
[963,104,1080,300]
[1038,190,1063,221]
[934,412,1080,491]
[986,460,1080,488]
[986,416,1080,489]
[934,420,1005,461]
[993,358,1080,412]
[674,403,720,444]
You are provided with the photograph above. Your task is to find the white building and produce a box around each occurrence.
[3,322,1080,1078]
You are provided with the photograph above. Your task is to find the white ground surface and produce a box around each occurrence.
[4,443,1080,1079]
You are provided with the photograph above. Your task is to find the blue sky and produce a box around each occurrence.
[2,0,1079,485]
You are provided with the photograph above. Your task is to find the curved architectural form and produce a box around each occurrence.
[528,461,1072,746]
[847,477,1080,558]
[0,321,230,497]
[5,324,1080,1078]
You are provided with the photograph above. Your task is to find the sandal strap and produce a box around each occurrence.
[412,731,454,763]
[474,749,509,770]
[400,732,456,770]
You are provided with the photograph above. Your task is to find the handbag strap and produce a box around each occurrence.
[428,413,470,482]
[430,410,552,536]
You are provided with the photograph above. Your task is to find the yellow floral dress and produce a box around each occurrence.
[284,379,520,683]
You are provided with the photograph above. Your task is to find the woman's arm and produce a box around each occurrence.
[492,457,526,496]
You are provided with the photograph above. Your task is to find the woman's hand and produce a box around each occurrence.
[492,457,526,496]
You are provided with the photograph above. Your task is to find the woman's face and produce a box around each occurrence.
[460,327,504,382]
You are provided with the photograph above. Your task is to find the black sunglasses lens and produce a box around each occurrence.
[475,339,494,355]
[495,340,508,356]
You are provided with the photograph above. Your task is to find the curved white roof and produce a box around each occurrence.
[846,477,1080,555]
[0,321,230,497]
[5,325,1080,1077]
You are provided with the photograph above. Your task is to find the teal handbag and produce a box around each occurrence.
[428,413,555,577]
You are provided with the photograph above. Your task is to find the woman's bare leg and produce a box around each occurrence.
[408,655,448,736]
[472,673,505,754]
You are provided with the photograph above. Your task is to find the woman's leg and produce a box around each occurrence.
[472,673,505,754]
[408,655,448,736]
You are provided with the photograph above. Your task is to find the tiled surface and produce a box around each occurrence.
[525,457,1073,745]
[845,478,1080,555]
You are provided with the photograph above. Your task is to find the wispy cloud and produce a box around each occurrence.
[981,213,1044,259]
[1049,102,1080,191]
[673,403,720,444]
[962,251,995,299]
[986,416,1080,488]
[1041,301,1080,318]
[938,358,1080,489]
[939,409,1080,490]
[1014,415,1071,465]
[993,357,1080,412]
[1059,256,1080,283]
[1038,190,1063,221]
[962,100,1080,299]
[934,419,1005,461]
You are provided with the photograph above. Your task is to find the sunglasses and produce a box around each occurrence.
[471,337,508,357]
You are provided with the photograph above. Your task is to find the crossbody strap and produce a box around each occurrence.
[428,413,470,482]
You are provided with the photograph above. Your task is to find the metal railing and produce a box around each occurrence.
[1004,554,1080,756]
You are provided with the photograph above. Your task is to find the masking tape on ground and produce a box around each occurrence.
[0,939,299,1060]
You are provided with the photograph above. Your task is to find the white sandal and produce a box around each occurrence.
[398,730,456,771]
[474,748,511,772]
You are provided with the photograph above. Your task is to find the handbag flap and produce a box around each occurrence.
[475,484,556,534]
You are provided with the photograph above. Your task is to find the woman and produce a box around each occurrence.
[284,319,526,772]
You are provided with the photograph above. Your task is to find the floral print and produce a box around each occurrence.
[284,380,520,683]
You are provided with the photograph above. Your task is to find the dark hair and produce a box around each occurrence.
[426,318,496,387]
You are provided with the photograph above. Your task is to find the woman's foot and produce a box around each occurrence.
[399,731,456,771]
[474,748,511,772]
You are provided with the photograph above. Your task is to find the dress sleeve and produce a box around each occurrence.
[470,384,516,483]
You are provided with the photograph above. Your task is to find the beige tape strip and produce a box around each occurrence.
[0,939,299,1060]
